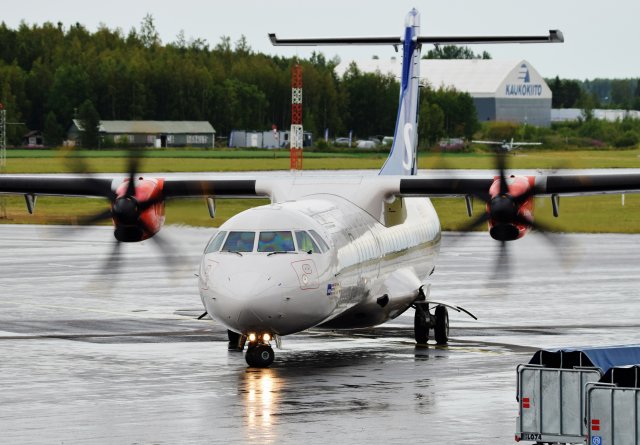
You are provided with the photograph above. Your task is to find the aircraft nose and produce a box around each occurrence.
[203,260,331,335]
[230,271,276,297]
[207,270,290,333]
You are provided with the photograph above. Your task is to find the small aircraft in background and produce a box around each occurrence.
[473,138,542,152]
[2,10,640,368]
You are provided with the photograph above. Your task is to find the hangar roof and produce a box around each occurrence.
[72,120,215,134]
[336,58,552,99]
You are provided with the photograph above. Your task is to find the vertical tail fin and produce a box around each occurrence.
[379,9,421,176]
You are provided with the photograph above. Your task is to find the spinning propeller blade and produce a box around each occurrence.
[63,148,181,282]
[452,147,565,279]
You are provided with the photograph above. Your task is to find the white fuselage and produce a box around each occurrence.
[198,184,441,336]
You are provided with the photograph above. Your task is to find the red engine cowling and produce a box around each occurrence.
[486,175,535,241]
[112,177,165,242]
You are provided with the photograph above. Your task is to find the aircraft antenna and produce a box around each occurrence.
[290,64,303,171]
[0,103,6,218]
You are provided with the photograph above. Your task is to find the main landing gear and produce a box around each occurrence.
[414,302,449,346]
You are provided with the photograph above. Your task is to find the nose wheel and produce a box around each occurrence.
[245,343,275,368]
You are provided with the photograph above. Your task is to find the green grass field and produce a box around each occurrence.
[6,148,384,159]
[421,149,640,170]
[2,153,386,173]
[1,148,639,232]
[4,147,640,173]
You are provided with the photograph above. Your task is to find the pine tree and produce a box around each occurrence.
[77,99,101,148]
[43,111,63,147]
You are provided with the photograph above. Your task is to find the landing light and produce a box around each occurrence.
[263,333,271,342]
[248,333,257,342]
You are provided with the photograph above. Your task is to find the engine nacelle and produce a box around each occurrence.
[486,175,535,241]
[112,177,165,242]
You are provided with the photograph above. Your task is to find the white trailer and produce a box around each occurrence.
[585,366,640,445]
[516,364,601,443]
[516,347,640,445]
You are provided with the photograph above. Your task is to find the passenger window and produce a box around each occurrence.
[222,231,255,252]
[309,230,330,252]
[204,231,227,253]
[295,231,320,253]
[258,231,295,252]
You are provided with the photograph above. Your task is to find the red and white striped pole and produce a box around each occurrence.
[290,64,303,171]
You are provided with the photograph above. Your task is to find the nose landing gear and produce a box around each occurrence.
[245,342,275,367]
[244,332,275,367]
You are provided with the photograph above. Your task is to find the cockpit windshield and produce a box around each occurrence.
[204,231,227,254]
[222,231,255,252]
[258,231,295,252]
[207,229,327,254]
[295,231,320,253]
[309,230,330,252]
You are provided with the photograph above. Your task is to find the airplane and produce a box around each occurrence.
[2,9,640,368]
[473,138,542,152]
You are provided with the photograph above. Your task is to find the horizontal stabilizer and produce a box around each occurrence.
[418,30,563,45]
[269,34,401,46]
[269,30,563,47]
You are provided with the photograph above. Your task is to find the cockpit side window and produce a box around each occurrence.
[295,231,320,253]
[258,231,295,252]
[204,231,227,253]
[222,231,256,252]
[309,229,330,252]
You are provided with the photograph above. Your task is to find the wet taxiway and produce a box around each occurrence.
[1,225,639,444]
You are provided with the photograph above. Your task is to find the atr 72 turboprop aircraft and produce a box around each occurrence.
[2,9,640,367]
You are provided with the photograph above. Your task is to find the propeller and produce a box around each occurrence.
[64,149,184,282]
[452,149,566,279]
[76,153,156,228]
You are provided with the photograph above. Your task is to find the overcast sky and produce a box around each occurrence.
[4,0,639,80]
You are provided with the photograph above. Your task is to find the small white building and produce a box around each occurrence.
[228,130,312,149]
[68,120,215,148]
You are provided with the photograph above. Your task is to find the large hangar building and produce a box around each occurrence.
[336,59,553,126]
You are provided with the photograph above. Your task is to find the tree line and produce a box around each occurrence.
[549,77,640,110]
[1,16,636,150]
[0,16,479,148]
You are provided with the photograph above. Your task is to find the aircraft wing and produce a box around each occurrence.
[533,173,640,196]
[0,175,266,199]
[471,140,504,145]
[396,173,640,197]
[0,176,115,198]
[3,173,640,200]
[162,179,264,198]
